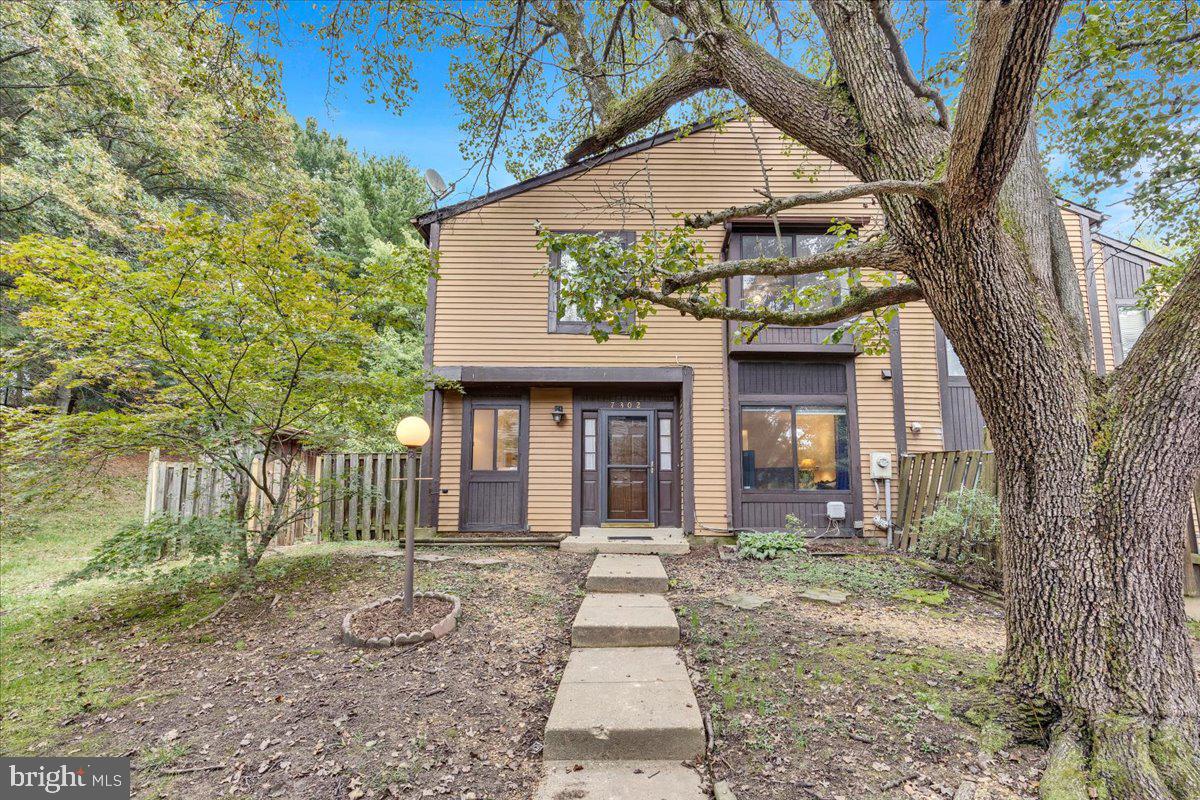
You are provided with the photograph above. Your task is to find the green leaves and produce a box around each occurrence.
[1,196,435,503]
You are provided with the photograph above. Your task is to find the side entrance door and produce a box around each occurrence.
[460,397,528,531]
[601,410,655,524]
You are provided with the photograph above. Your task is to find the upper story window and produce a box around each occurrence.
[548,231,634,334]
[1117,305,1148,356]
[737,231,843,314]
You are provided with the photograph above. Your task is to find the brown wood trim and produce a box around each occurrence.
[681,366,696,534]
[570,394,582,535]
[419,221,442,527]
[888,315,908,454]
[730,357,860,535]
[434,365,690,385]
[1079,215,1107,376]
[458,393,531,533]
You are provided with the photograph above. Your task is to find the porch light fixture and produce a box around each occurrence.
[551,405,566,425]
[394,415,431,614]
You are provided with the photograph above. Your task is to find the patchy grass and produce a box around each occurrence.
[761,552,927,598]
[672,546,1040,799]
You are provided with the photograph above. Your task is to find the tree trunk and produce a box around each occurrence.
[916,208,1200,798]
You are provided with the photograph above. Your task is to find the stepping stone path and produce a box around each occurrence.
[538,553,706,799]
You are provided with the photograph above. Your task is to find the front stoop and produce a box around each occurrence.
[571,592,680,647]
[537,761,705,800]
[561,527,689,555]
[543,647,704,761]
[585,554,669,594]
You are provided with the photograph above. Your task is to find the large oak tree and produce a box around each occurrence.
[269,1,1200,795]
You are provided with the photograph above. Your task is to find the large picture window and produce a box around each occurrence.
[739,233,841,313]
[472,406,520,471]
[740,405,850,491]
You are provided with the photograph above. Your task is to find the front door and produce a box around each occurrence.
[602,411,655,524]
[460,398,528,531]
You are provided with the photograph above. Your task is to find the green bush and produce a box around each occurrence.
[65,515,248,587]
[737,530,807,560]
[915,488,1000,570]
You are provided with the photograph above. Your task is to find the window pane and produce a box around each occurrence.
[659,417,672,472]
[740,407,794,490]
[472,408,496,470]
[1118,306,1147,354]
[741,234,790,259]
[793,234,837,257]
[584,418,597,471]
[945,340,966,377]
[557,252,584,322]
[794,407,850,490]
[742,274,794,311]
[496,408,520,471]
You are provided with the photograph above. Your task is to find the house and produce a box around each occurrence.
[411,118,1166,542]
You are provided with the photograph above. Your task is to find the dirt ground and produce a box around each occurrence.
[56,548,589,799]
[23,540,1200,799]
[669,544,1042,800]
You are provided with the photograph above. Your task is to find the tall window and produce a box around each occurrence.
[740,232,841,314]
[944,339,966,377]
[472,407,519,471]
[740,405,849,491]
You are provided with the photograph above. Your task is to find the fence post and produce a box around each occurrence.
[143,448,160,523]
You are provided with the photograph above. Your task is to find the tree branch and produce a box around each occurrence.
[867,0,949,128]
[683,180,938,229]
[659,238,910,294]
[947,0,1066,207]
[536,0,617,119]
[625,281,923,327]
[565,52,719,163]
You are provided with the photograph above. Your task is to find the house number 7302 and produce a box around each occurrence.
[609,401,642,408]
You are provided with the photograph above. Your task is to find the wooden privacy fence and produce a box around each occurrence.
[145,450,417,545]
[318,452,420,541]
[144,453,317,546]
[897,451,1200,596]
[895,449,996,554]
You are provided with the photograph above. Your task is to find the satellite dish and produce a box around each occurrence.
[424,168,449,200]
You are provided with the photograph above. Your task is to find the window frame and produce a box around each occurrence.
[738,402,851,493]
[734,228,845,315]
[1116,304,1148,357]
[547,230,636,334]
[469,402,522,473]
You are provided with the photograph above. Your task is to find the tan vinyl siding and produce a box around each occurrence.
[438,393,463,531]
[1093,241,1118,372]
[897,302,945,452]
[433,120,888,533]
[528,388,574,532]
[855,352,898,536]
[431,118,1103,534]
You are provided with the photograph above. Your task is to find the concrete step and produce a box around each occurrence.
[544,647,704,761]
[572,592,680,647]
[538,761,705,800]
[585,554,669,594]
[562,527,689,555]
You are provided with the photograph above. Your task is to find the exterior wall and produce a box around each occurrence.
[898,302,945,452]
[528,387,574,532]
[432,120,894,534]
[437,392,463,531]
[429,118,1144,537]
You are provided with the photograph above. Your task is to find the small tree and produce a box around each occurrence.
[1,196,432,575]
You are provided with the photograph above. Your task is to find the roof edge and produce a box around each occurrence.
[1093,232,1174,265]
[412,116,726,233]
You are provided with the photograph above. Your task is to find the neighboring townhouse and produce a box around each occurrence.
[412,119,1162,541]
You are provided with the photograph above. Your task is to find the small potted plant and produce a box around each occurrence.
[343,416,461,648]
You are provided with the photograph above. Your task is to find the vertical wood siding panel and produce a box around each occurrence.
[438,393,463,531]
[528,388,574,532]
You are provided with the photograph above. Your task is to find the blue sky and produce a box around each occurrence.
[261,4,1138,239]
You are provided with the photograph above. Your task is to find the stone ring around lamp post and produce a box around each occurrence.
[342,591,462,649]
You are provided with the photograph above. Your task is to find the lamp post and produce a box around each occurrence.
[395,416,431,614]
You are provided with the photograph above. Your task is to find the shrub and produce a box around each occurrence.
[915,488,1000,570]
[737,530,806,560]
[65,515,248,587]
